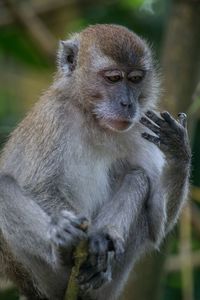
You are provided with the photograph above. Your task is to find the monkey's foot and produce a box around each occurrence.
[77,231,124,290]
[79,257,113,291]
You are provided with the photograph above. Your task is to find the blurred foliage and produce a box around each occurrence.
[0,289,18,300]
[0,27,50,68]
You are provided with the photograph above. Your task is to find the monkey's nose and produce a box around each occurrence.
[120,100,133,109]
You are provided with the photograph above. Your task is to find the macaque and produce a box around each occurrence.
[0,24,191,300]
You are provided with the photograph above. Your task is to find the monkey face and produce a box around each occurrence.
[79,55,155,133]
[91,67,147,132]
[58,24,159,132]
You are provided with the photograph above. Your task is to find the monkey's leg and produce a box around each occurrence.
[78,168,150,291]
[79,202,153,300]
[0,173,69,300]
[87,226,147,300]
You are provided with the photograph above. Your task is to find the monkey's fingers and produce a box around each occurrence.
[90,271,111,290]
[89,260,112,291]
[79,252,113,290]
[142,132,160,147]
[79,271,110,291]
[145,111,165,127]
[88,233,110,266]
[140,117,160,135]
[160,111,178,130]
[111,237,124,261]
[88,252,107,271]
[78,256,107,286]
[79,218,90,232]
[89,252,113,290]
[60,210,89,232]
[78,263,99,284]
[178,112,187,128]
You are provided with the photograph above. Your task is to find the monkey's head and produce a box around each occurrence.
[57,24,159,132]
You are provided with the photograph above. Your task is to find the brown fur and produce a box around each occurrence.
[79,24,150,68]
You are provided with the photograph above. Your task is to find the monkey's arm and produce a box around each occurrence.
[162,159,190,232]
[92,168,149,241]
[0,173,63,297]
[141,111,191,232]
[0,173,86,298]
[0,174,52,261]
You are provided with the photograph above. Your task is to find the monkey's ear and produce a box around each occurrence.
[57,39,79,75]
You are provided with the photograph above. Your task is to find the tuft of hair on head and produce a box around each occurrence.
[78,24,151,68]
[57,24,153,76]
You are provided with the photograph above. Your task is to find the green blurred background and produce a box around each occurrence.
[0,0,200,299]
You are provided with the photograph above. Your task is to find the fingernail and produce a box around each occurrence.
[178,112,187,118]
[161,111,169,116]
[79,218,89,231]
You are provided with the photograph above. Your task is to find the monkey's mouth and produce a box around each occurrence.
[99,118,133,132]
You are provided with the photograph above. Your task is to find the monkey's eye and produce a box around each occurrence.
[107,75,121,83]
[103,70,122,84]
[128,70,144,84]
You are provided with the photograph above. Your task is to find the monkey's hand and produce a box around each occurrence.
[140,111,191,163]
[49,210,88,250]
[77,229,124,291]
